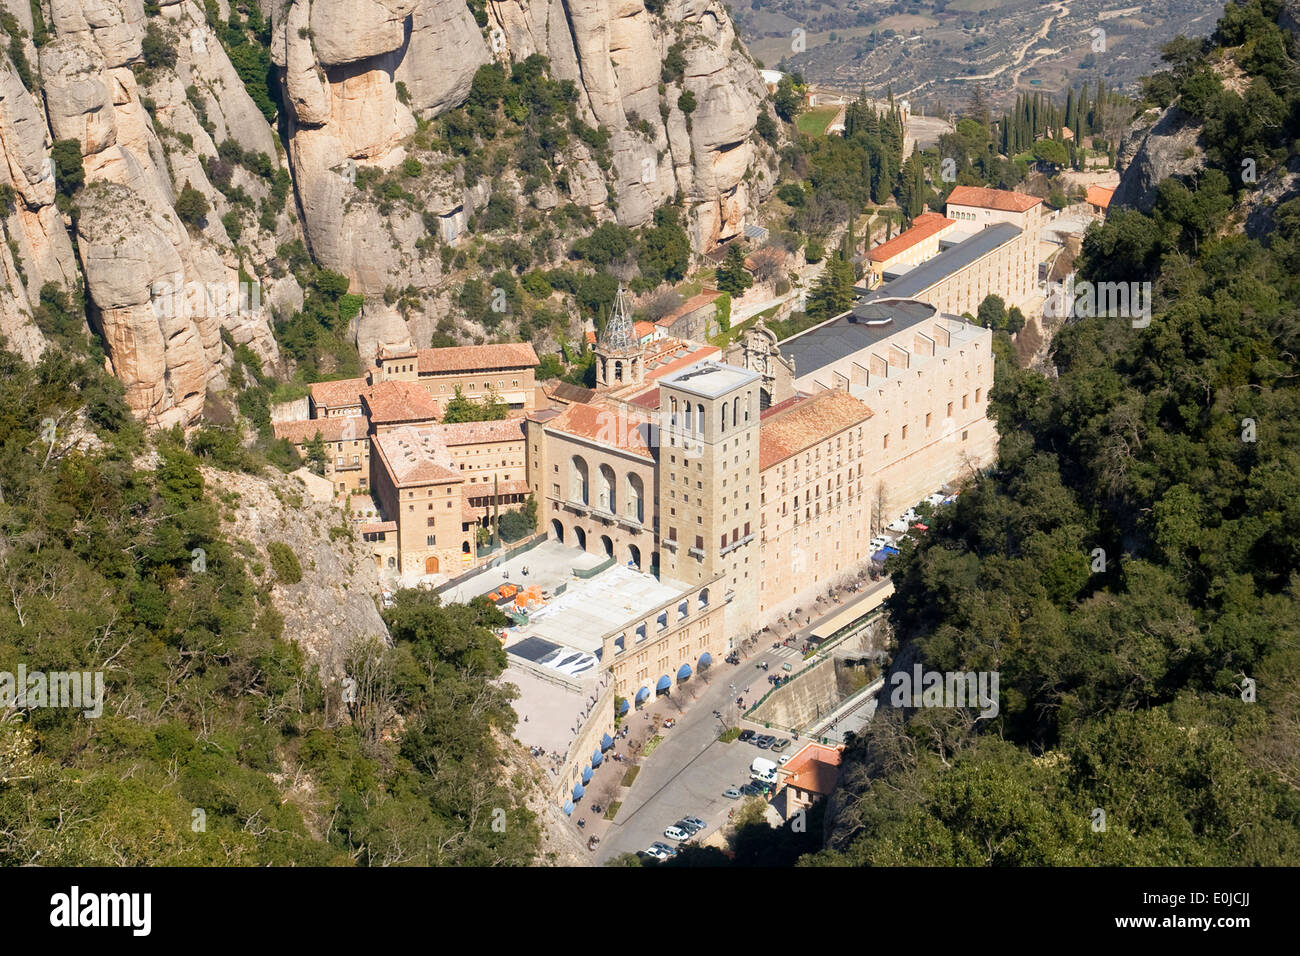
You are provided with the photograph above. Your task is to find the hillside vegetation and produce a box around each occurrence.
[812,0,1300,866]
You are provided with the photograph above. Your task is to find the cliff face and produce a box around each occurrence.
[274,0,775,350]
[0,0,773,426]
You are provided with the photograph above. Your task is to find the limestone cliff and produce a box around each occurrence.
[0,0,775,426]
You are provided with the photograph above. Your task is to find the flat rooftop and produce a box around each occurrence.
[503,663,608,761]
[868,222,1021,301]
[507,563,682,662]
[438,538,606,605]
[659,360,760,398]
[778,298,938,380]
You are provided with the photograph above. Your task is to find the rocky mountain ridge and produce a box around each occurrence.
[0,0,776,427]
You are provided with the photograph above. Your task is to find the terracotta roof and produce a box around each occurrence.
[362,380,441,424]
[273,417,369,443]
[546,401,655,461]
[645,344,721,382]
[759,389,872,470]
[868,212,954,263]
[372,426,462,486]
[436,418,525,446]
[1085,185,1114,210]
[462,480,531,520]
[656,289,722,328]
[359,521,397,534]
[633,320,656,339]
[782,743,843,795]
[946,185,1043,214]
[584,330,597,345]
[760,393,807,420]
[309,377,367,410]
[417,342,540,374]
[543,381,598,405]
[627,387,662,409]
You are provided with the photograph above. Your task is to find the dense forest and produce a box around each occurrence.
[0,329,539,864]
[809,0,1300,865]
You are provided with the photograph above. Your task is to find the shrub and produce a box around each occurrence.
[267,541,302,584]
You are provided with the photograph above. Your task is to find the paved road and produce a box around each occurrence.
[592,575,890,863]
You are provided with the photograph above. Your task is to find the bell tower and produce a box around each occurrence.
[594,285,643,388]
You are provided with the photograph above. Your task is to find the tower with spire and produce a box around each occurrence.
[594,284,643,388]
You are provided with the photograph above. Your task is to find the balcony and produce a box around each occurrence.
[720,533,754,558]
[564,499,591,515]
[688,547,705,560]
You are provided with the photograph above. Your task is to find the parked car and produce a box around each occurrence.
[771,738,791,752]
[675,818,703,835]
[642,845,670,861]
[778,755,791,765]
[738,729,756,742]
[722,787,742,799]
[681,816,707,833]
[754,735,776,749]
[650,841,678,857]
[663,825,690,841]
[738,783,763,797]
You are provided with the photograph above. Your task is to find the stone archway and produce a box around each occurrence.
[551,518,564,543]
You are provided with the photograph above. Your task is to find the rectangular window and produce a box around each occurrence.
[695,535,704,550]
[962,394,968,410]
[925,412,932,428]
[426,535,436,546]
[901,425,908,441]
[947,401,953,416]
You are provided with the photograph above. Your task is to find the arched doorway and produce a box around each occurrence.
[575,526,587,551]
[425,556,439,574]
[551,518,564,543]
[461,541,470,554]
[600,535,613,558]
[628,544,641,569]
[655,675,672,697]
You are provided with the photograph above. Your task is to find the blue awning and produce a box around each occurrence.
[563,800,574,815]
[677,663,693,680]
[635,686,650,703]
[872,547,899,561]
[581,766,593,784]
[592,749,603,767]
[656,675,671,692]
[698,652,713,667]
[617,698,630,715]
[601,733,614,750]
[573,782,585,800]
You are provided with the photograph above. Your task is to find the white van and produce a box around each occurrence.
[750,757,778,784]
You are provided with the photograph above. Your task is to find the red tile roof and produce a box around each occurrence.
[436,419,525,446]
[781,743,844,795]
[645,344,721,382]
[656,289,722,329]
[867,212,954,263]
[372,426,462,486]
[361,380,441,424]
[946,185,1043,214]
[1086,185,1114,210]
[309,377,367,410]
[359,521,398,534]
[273,416,369,443]
[417,342,540,374]
[633,320,656,339]
[759,389,872,470]
[546,401,655,461]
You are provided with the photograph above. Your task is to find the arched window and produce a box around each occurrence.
[684,401,692,432]
[721,401,728,432]
[696,404,704,435]
[671,396,678,427]
[733,396,740,428]
[570,456,589,505]
[626,473,645,523]
[698,587,710,609]
[598,464,616,513]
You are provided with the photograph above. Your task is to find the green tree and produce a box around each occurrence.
[715,245,753,296]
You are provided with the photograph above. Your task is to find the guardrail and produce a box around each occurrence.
[573,555,616,579]
[434,531,546,594]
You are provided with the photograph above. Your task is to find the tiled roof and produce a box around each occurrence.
[273,417,369,443]
[946,185,1043,213]
[546,401,655,461]
[1085,185,1114,209]
[436,418,525,446]
[359,521,397,534]
[417,342,540,374]
[867,212,954,263]
[645,344,721,382]
[656,289,722,328]
[782,743,843,795]
[633,320,656,339]
[309,377,367,410]
[543,381,598,405]
[759,389,872,470]
[361,380,441,424]
[372,426,462,486]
